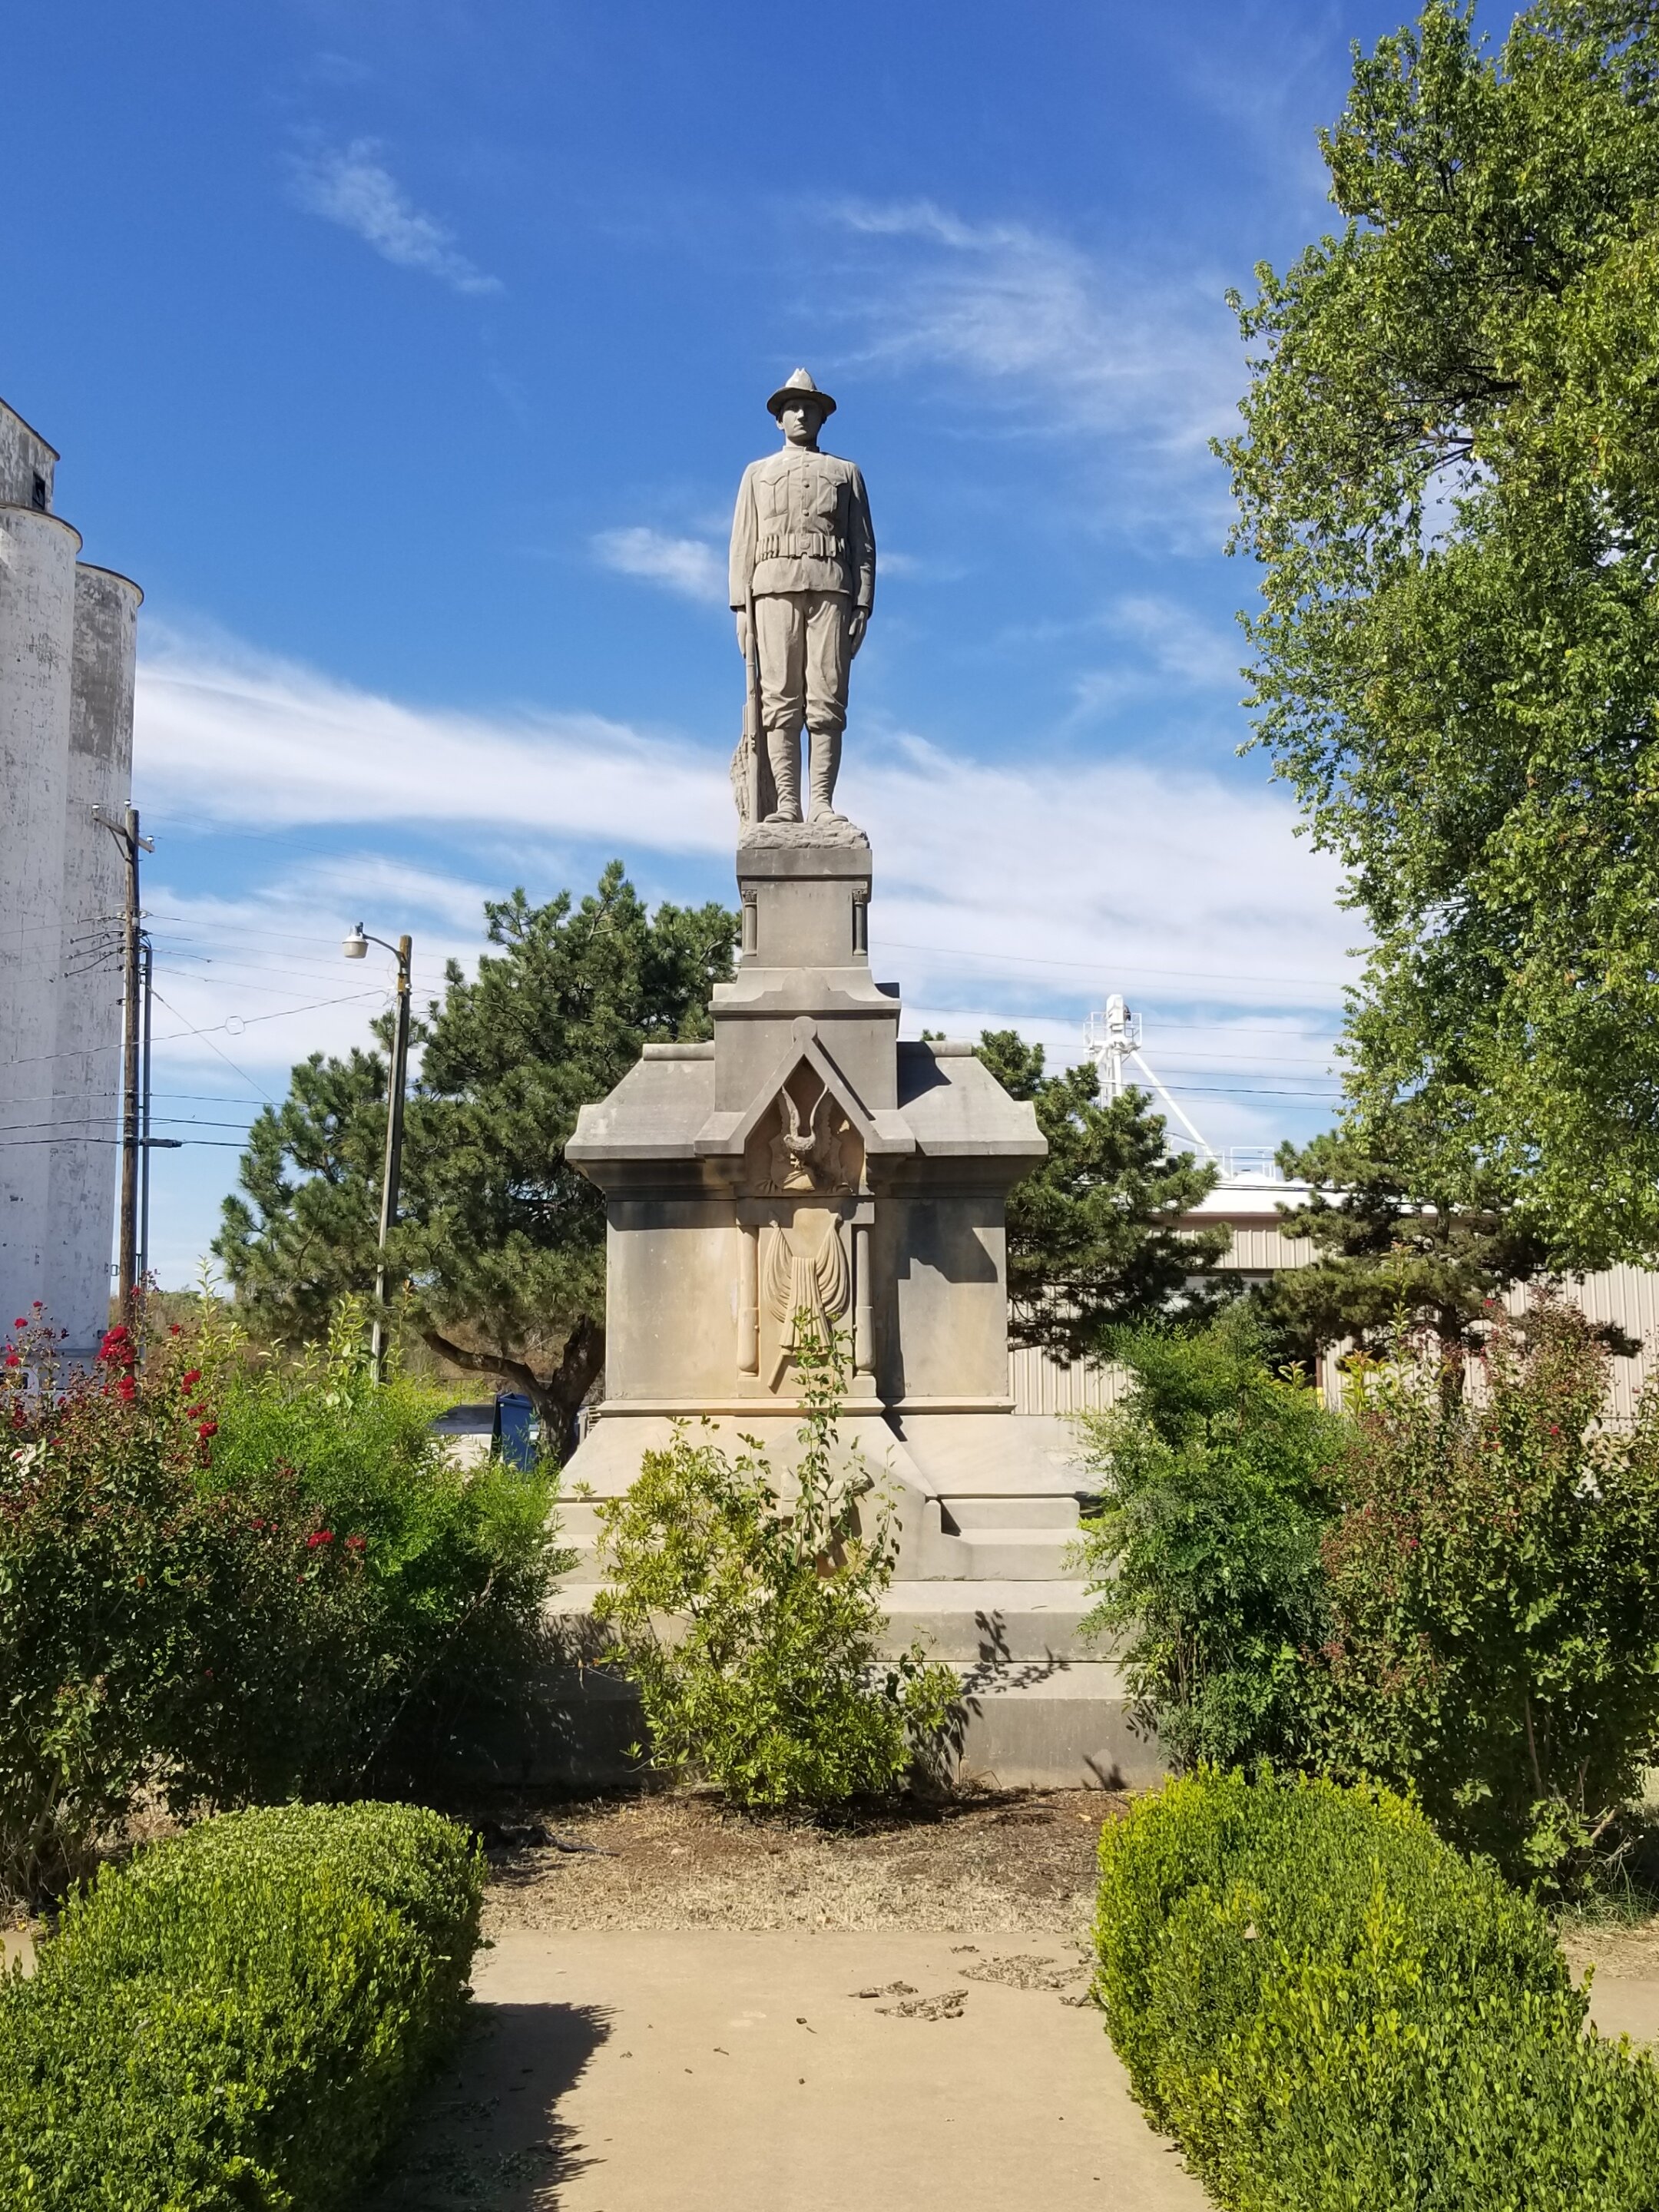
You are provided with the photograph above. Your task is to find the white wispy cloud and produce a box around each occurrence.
[592,526,727,604]
[833,199,1240,462]
[134,627,730,848]
[286,139,502,296]
[1105,594,1243,688]
[1069,594,1247,720]
[134,628,1353,1015]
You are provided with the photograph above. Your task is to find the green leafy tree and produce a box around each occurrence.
[976,1030,1227,1359]
[217,865,738,1455]
[1221,0,1659,1266]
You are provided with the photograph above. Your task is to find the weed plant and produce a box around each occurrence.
[594,1330,957,1809]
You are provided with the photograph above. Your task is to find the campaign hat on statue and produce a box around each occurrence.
[766,367,837,420]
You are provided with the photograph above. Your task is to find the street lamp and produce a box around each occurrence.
[343,923,412,1383]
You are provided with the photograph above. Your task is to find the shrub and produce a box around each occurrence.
[1095,1767,1659,2211]
[190,1296,566,1792]
[0,1300,561,1902]
[594,1336,958,1808]
[0,1800,482,2211]
[0,1311,365,1902]
[1075,1307,1343,1769]
[1320,1297,1659,1887]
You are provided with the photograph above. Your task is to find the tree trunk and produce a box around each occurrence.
[419,1317,606,1465]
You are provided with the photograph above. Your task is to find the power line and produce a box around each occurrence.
[147,987,276,1104]
[148,987,388,1048]
[875,936,1355,990]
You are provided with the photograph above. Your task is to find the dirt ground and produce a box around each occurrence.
[475,1786,1128,1943]
[1564,1911,1659,1985]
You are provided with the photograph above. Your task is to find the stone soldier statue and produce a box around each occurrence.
[729,369,875,828]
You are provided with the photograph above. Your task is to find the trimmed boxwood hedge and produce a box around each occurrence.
[0,1800,483,2211]
[1095,1767,1659,2211]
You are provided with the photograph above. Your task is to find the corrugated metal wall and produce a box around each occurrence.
[1008,1343,1130,1417]
[1219,1224,1316,1270]
[1008,1253,1659,1423]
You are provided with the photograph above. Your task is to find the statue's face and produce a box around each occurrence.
[779,400,823,446]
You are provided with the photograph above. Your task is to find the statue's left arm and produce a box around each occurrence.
[846,463,875,653]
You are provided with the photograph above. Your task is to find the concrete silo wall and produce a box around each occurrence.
[0,407,56,513]
[0,505,82,1334]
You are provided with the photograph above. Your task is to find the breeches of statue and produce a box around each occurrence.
[754,589,851,816]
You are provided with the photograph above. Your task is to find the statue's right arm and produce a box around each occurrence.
[729,465,757,645]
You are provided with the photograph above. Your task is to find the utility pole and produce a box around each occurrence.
[343,925,413,1382]
[98,805,153,1326]
[138,935,154,1289]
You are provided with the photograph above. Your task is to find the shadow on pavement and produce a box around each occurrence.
[371,1998,612,2210]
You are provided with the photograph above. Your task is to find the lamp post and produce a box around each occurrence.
[343,923,412,1383]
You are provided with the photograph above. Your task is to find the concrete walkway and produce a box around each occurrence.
[1587,1974,1659,2044]
[373,1929,1210,2211]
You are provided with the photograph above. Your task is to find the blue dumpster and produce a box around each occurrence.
[492,1391,539,1470]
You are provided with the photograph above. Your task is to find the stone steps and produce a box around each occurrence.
[530,1570,1157,1793]
[952,1527,1078,1580]
[940,1492,1084,1530]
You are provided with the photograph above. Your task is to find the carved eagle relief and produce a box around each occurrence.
[763,1082,852,1197]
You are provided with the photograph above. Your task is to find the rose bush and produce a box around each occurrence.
[0,1299,561,1905]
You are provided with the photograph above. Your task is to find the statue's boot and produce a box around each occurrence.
[763,726,803,823]
[806,724,843,821]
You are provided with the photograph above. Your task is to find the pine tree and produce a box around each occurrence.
[217,865,739,1456]
[977,1030,1227,1361]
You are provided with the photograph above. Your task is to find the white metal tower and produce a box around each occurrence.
[1084,994,1284,1182]
[1084,993,1216,1158]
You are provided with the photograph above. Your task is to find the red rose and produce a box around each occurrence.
[344,1535,366,1553]
[114,1374,137,1403]
[306,1530,334,1551]
[3,1353,18,1370]
[197,1419,218,1440]
[12,1320,25,1331]
[181,1369,201,1392]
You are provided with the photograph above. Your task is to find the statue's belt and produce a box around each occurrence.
[754,531,847,562]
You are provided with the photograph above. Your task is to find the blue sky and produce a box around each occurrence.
[5,0,1474,1284]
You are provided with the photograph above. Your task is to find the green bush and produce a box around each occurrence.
[0,1300,561,1903]
[594,1336,958,1809]
[1095,1767,1659,2211]
[0,1800,482,2212]
[1075,1306,1342,1769]
[191,1296,566,1795]
[1320,1297,1659,1888]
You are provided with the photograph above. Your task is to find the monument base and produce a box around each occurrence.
[549,818,1159,1793]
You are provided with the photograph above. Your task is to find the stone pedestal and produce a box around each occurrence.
[567,823,1044,1422]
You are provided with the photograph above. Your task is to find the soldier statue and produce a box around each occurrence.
[729,369,876,829]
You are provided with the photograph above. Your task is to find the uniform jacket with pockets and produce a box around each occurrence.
[728,445,876,611]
